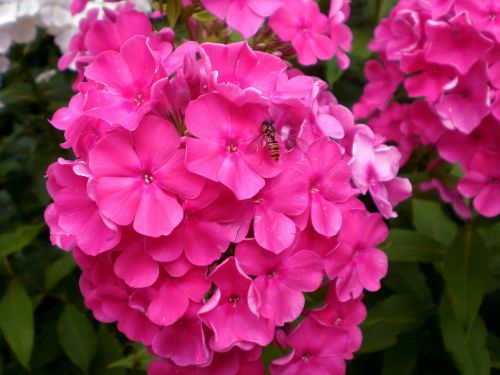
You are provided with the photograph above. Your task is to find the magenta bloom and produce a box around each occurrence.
[350,130,412,218]
[270,0,335,65]
[84,36,159,130]
[185,93,282,200]
[311,287,367,359]
[455,0,500,42]
[236,240,323,325]
[151,303,210,366]
[45,160,120,255]
[400,51,458,101]
[325,210,388,301]
[199,257,275,351]
[435,62,490,134]
[89,115,204,237]
[201,0,284,38]
[252,167,309,253]
[295,137,356,236]
[424,13,494,75]
[458,152,500,217]
[270,317,349,375]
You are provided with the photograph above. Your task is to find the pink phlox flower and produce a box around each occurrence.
[435,61,490,134]
[235,239,323,325]
[151,302,210,366]
[409,100,446,145]
[437,115,500,168]
[455,0,500,42]
[270,0,336,66]
[89,115,205,237]
[251,167,309,253]
[270,317,350,375]
[311,286,367,359]
[367,102,415,165]
[420,178,472,219]
[419,0,455,18]
[350,130,412,218]
[370,9,423,61]
[324,210,389,301]
[201,0,284,38]
[50,93,112,159]
[70,0,90,15]
[157,184,234,266]
[400,50,458,101]
[84,35,160,131]
[202,42,288,105]
[198,257,275,351]
[147,268,211,327]
[457,151,500,217]
[185,93,283,200]
[45,159,121,255]
[424,12,494,75]
[295,137,356,236]
[353,57,404,119]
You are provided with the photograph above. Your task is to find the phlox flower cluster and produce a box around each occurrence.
[181,0,352,67]
[0,0,150,74]
[355,0,500,218]
[45,7,410,374]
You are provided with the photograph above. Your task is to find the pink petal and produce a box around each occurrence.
[185,138,226,181]
[93,176,143,226]
[218,153,265,200]
[279,250,323,292]
[254,205,296,253]
[148,282,189,326]
[114,245,159,288]
[310,193,342,237]
[133,184,183,237]
[89,133,141,177]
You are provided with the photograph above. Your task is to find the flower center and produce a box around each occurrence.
[226,144,238,153]
[334,318,342,326]
[228,293,240,306]
[491,177,498,184]
[311,187,320,194]
[134,92,145,107]
[489,12,497,21]
[301,353,311,361]
[144,174,154,184]
[267,271,277,278]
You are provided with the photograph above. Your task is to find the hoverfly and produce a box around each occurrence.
[245,118,306,163]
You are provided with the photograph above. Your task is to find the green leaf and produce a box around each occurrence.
[108,348,152,371]
[439,296,490,375]
[0,82,35,105]
[488,334,500,369]
[167,0,182,27]
[383,263,433,304]
[93,326,125,375]
[360,295,433,353]
[444,228,489,332]
[381,331,421,375]
[383,229,447,262]
[0,280,34,369]
[0,224,43,257]
[413,198,457,246]
[57,304,98,375]
[44,253,76,290]
[325,59,343,86]
[351,27,373,61]
[191,10,215,23]
[478,222,500,252]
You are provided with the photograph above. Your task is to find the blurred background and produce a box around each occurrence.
[0,0,498,374]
